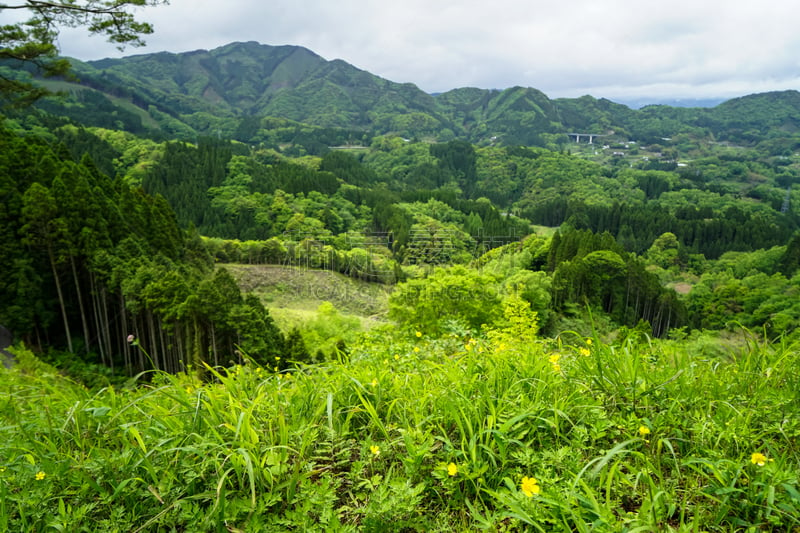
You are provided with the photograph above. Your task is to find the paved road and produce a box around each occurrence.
[0,325,13,369]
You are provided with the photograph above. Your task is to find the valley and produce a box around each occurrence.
[1,36,800,531]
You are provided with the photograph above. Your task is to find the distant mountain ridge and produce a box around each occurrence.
[30,41,800,146]
[71,41,445,130]
[615,97,726,109]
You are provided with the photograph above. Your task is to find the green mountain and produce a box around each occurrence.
[36,41,449,139]
[23,41,800,147]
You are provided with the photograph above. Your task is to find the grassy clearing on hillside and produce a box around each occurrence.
[2,327,799,531]
[224,264,390,321]
[530,225,559,238]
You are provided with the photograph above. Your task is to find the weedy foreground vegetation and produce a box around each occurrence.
[2,321,799,532]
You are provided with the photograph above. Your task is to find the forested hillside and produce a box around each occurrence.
[0,118,288,374]
[3,33,800,530]
[7,41,800,149]
[4,98,798,353]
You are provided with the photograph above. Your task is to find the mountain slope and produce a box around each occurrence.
[69,41,449,133]
[25,41,800,147]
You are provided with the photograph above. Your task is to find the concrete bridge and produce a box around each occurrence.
[566,133,608,144]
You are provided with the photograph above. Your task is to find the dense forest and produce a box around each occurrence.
[0,117,291,374]
[4,94,800,365]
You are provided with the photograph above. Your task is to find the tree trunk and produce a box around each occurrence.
[121,296,130,372]
[100,285,113,370]
[210,323,219,367]
[175,322,185,372]
[70,255,91,355]
[89,272,105,365]
[192,317,202,369]
[48,243,72,353]
[147,311,158,370]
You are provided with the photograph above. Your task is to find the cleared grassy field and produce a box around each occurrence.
[223,263,391,332]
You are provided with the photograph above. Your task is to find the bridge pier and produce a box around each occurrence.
[567,133,603,144]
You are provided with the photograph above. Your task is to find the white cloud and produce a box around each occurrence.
[39,0,800,101]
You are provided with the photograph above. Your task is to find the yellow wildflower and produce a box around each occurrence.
[35,471,46,481]
[447,462,458,476]
[415,331,422,338]
[586,338,593,345]
[549,353,562,372]
[370,445,380,456]
[579,347,591,357]
[520,476,540,497]
[371,378,378,387]
[395,353,401,360]
[413,347,420,353]
[751,452,767,466]
[638,425,650,437]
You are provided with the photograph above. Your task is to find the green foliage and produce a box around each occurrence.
[320,150,378,185]
[0,121,284,375]
[0,0,167,105]
[645,232,684,270]
[2,324,799,530]
[488,292,539,346]
[778,232,800,276]
[388,266,501,333]
[548,229,686,336]
[7,23,800,530]
[300,301,362,359]
[686,268,800,336]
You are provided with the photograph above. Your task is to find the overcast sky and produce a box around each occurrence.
[40,0,800,103]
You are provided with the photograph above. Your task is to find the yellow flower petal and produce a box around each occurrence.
[751,452,767,466]
[447,462,458,476]
[521,476,540,497]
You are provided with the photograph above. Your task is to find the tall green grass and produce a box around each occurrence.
[1,328,798,531]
